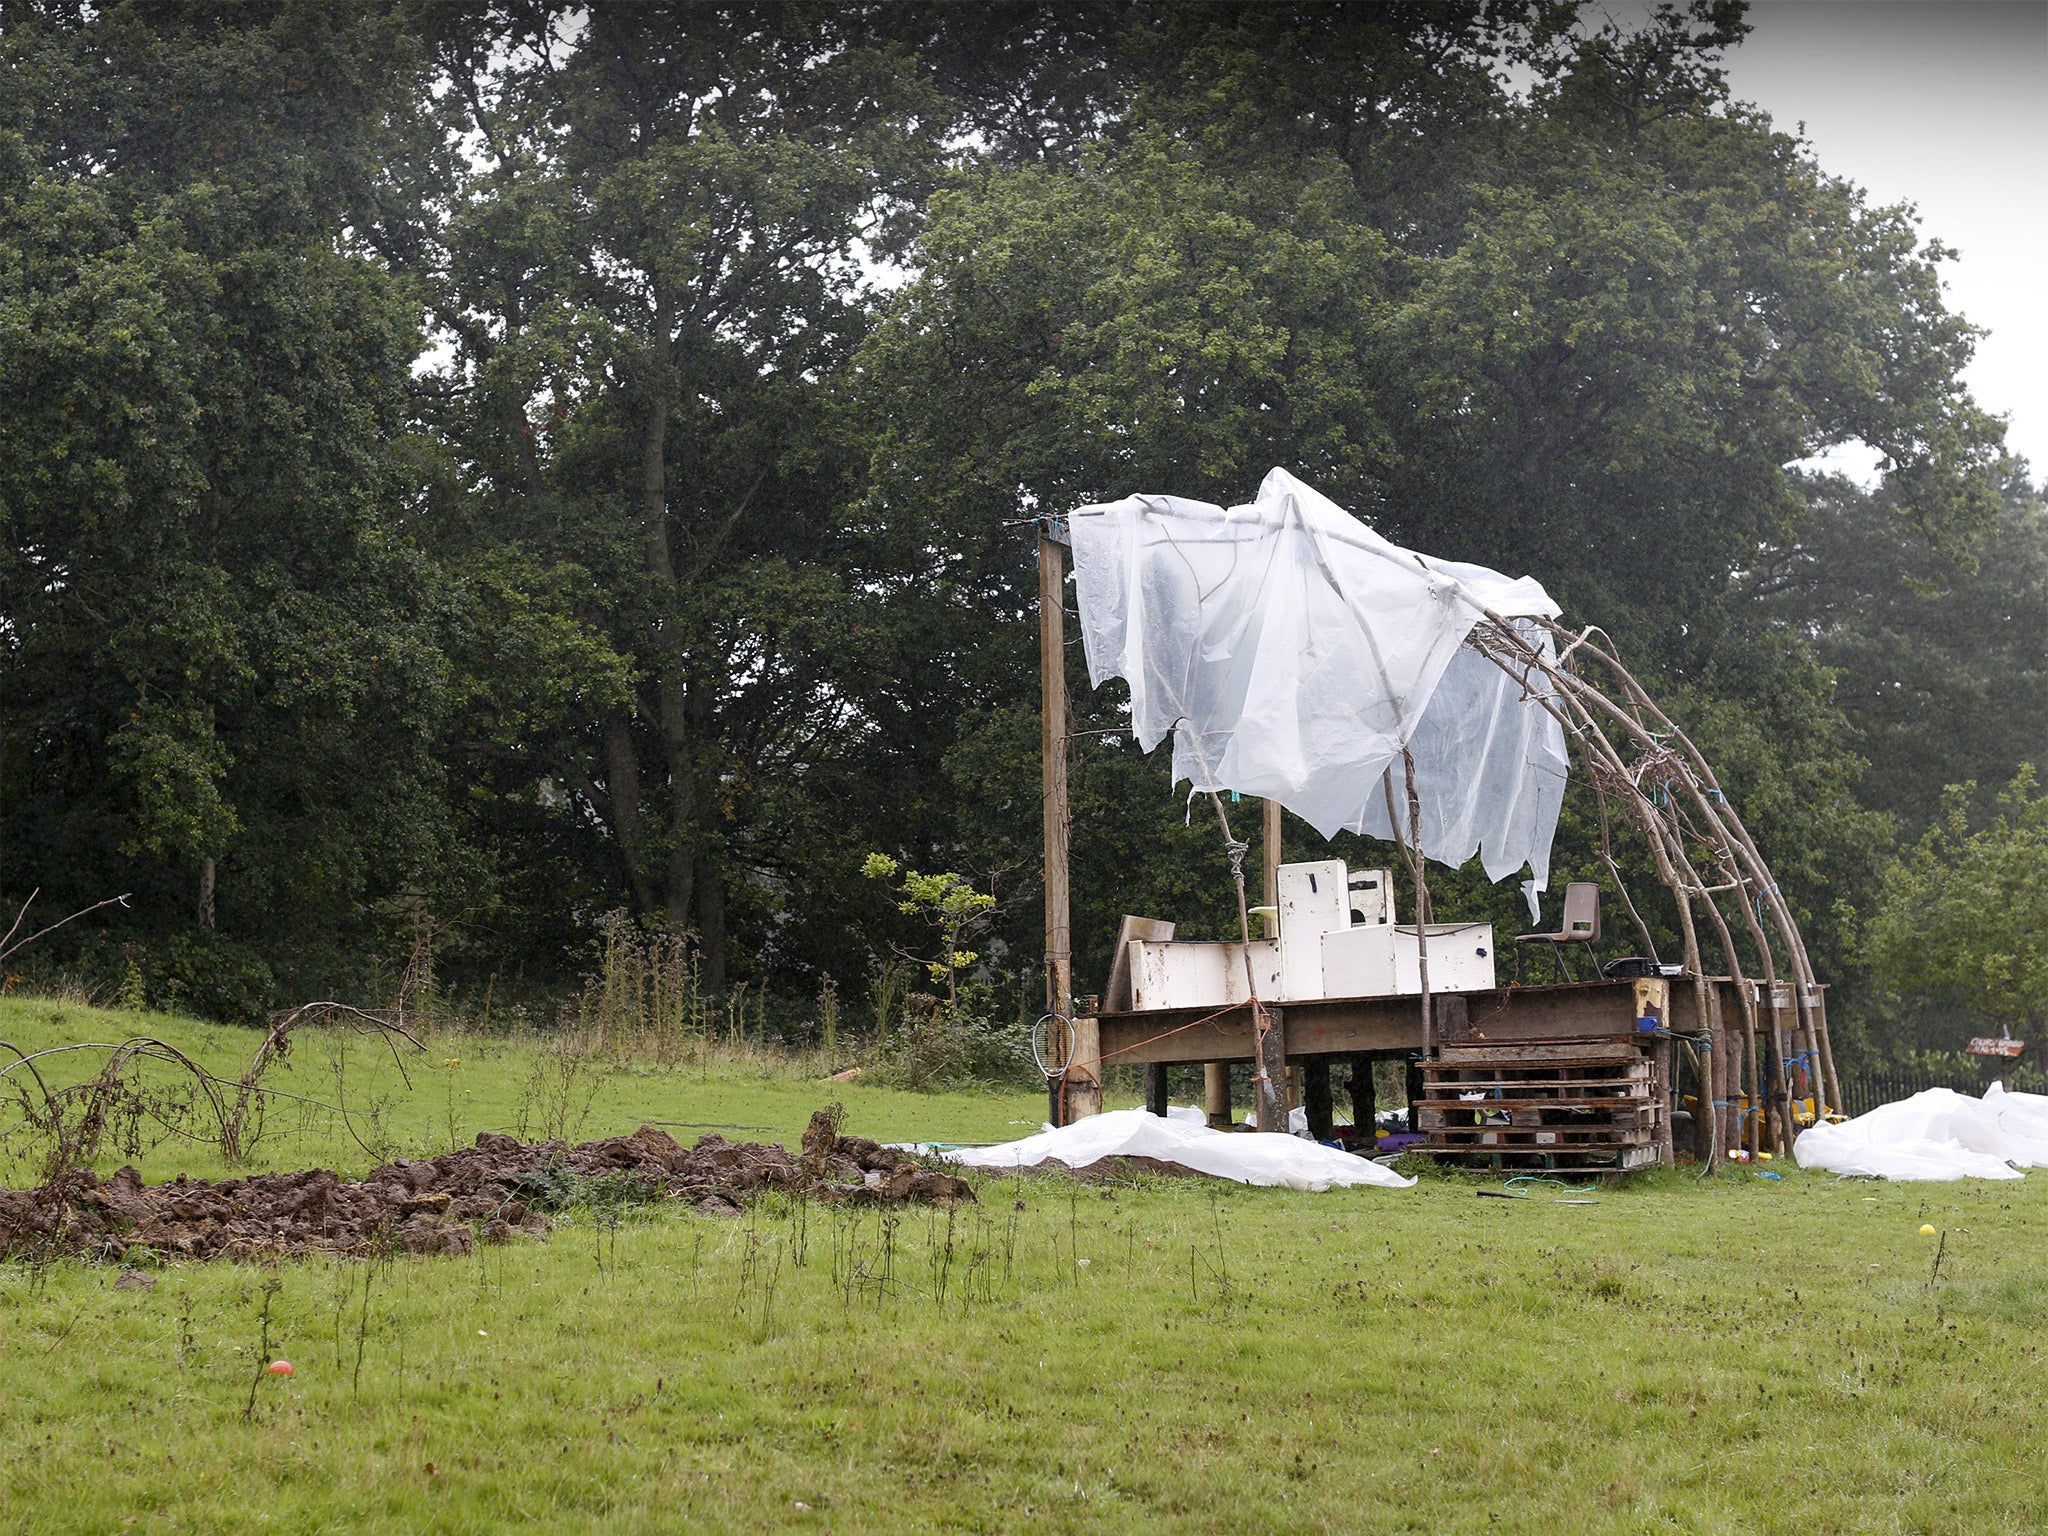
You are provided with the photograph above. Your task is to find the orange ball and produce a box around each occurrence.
[267,1360,294,1377]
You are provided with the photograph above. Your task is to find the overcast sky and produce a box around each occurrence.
[1718,1,2047,478]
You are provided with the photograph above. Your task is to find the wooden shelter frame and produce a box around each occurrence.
[1035,521,1842,1171]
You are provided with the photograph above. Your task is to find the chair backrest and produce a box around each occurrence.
[1561,881,1600,940]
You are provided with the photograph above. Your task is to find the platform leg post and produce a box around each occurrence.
[1065,1015,1102,1121]
[1254,1008,1289,1134]
[1347,1055,1375,1141]
[1144,1062,1168,1118]
[1653,1034,1675,1167]
[1203,1062,1232,1128]
[1303,1060,1334,1142]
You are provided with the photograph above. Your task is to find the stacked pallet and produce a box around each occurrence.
[1418,1039,1661,1174]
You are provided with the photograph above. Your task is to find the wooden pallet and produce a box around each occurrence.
[1420,1037,1662,1174]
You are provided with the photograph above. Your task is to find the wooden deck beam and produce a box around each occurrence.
[1091,978,1745,1067]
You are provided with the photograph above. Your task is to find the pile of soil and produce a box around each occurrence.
[0,1113,973,1263]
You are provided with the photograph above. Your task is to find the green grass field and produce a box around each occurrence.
[1,998,2043,1534]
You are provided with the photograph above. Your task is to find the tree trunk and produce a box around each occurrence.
[697,850,727,993]
[197,699,218,930]
[603,711,655,915]
[637,287,696,933]
[657,672,694,933]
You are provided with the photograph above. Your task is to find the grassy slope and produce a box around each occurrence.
[0,998,1055,1186]
[1,999,2044,1535]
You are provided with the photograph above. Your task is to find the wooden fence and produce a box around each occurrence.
[1835,1062,2047,1119]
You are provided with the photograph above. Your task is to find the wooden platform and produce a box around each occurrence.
[1419,1038,1662,1174]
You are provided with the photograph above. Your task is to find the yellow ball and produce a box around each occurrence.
[1919,1224,1937,1236]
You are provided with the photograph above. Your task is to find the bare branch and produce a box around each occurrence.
[0,892,133,964]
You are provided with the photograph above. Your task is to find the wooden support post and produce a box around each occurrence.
[1384,760,1433,1059]
[1653,1034,1676,1167]
[1254,1006,1289,1133]
[1705,985,1729,1163]
[1764,983,1793,1156]
[1144,1062,1169,1118]
[1203,1062,1232,1128]
[1039,533,1074,1123]
[1347,1056,1375,1139]
[1748,1029,1764,1161]
[1811,984,1841,1122]
[1262,798,1282,906]
[1302,1060,1334,1142]
[1436,993,1471,1044]
[1066,1014,1102,1121]
[1692,1040,1714,1164]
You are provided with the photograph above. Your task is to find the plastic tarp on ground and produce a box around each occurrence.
[938,1108,1415,1192]
[1793,1083,2048,1181]
[1068,467,1569,889]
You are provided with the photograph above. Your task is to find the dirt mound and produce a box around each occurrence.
[0,1111,973,1263]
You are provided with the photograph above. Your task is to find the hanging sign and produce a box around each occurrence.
[1966,1037,2025,1059]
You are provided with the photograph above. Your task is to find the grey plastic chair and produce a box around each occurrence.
[1513,881,1601,983]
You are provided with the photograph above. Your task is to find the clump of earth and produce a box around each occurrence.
[0,1112,972,1263]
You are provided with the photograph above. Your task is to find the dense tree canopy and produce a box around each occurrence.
[0,3,454,1012]
[2,1,2035,1063]
[1869,769,2048,1045]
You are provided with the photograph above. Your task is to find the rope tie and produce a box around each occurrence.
[1222,835,1250,883]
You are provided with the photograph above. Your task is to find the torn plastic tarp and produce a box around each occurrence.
[1067,467,1568,889]
[1793,1083,2048,1181]
[936,1108,1414,1191]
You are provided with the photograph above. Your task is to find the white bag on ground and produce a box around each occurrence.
[1793,1084,2048,1181]
[940,1108,1413,1192]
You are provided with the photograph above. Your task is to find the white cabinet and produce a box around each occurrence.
[1275,861,1348,1001]
[1320,922,1399,998]
[1127,938,1282,1011]
[1391,923,1497,994]
[1118,860,1497,1011]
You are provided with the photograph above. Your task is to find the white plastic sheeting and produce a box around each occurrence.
[1793,1083,2048,1181]
[1068,467,1568,887]
[1242,1104,1312,1135]
[938,1108,1414,1191]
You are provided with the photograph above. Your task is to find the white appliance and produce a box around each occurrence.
[1125,860,1495,1010]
